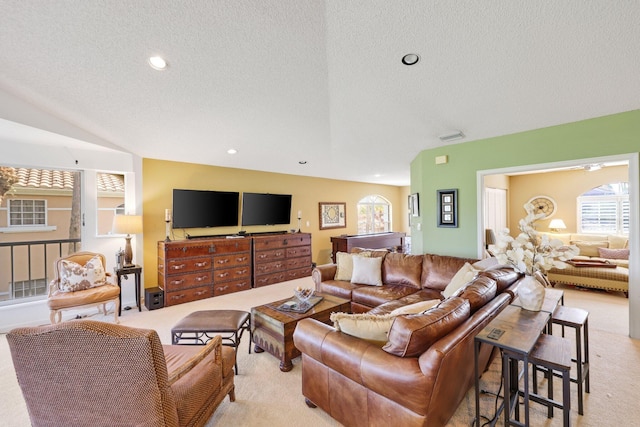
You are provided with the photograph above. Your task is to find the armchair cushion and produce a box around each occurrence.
[59,254,107,292]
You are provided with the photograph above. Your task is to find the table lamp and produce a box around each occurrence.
[112,214,143,267]
[548,219,567,233]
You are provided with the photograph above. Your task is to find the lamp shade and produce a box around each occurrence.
[548,219,567,232]
[112,215,143,235]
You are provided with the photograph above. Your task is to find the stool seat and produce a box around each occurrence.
[551,305,590,415]
[171,310,251,374]
[529,334,572,426]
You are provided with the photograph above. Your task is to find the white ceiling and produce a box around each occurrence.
[1,1,638,186]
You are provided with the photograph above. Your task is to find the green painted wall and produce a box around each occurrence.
[410,110,640,258]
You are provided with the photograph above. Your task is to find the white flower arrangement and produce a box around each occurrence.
[489,203,579,276]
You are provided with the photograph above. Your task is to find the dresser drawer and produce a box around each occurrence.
[165,257,211,273]
[254,272,287,288]
[254,248,286,263]
[286,266,312,281]
[213,253,250,269]
[214,266,251,282]
[254,260,286,275]
[214,278,251,296]
[286,256,311,270]
[163,271,212,291]
[163,285,212,306]
[286,245,311,258]
[162,243,215,258]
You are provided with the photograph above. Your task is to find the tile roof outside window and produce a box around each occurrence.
[10,168,124,193]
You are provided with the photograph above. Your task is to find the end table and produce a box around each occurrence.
[115,264,142,315]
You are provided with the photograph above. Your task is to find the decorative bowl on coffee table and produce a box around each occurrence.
[294,287,314,308]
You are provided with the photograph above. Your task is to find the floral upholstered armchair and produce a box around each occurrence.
[47,251,120,323]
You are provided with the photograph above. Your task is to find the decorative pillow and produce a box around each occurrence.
[334,251,371,281]
[442,262,480,298]
[570,240,609,257]
[59,255,107,292]
[389,299,441,316]
[598,247,630,260]
[330,312,394,346]
[383,297,470,357]
[351,256,383,286]
[472,257,500,270]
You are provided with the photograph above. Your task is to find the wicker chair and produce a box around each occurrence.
[7,319,236,427]
[47,251,120,323]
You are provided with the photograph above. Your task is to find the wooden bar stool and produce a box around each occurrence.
[552,305,590,415]
[528,334,572,426]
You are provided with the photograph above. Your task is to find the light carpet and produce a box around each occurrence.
[1,278,638,426]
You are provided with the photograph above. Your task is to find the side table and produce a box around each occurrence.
[114,264,142,316]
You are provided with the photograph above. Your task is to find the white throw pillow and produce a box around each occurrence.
[390,299,441,316]
[442,262,480,298]
[334,251,371,281]
[59,255,107,292]
[351,256,383,286]
[331,312,394,346]
[472,257,500,270]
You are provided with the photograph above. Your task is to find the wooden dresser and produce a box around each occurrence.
[330,232,406,262]
[252,233,312,288]
[158,237,251,306]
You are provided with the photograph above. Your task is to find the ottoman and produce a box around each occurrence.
[171,309,251,374]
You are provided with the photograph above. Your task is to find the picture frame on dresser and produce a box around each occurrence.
[319,202,346,230]
[437,189,458,228]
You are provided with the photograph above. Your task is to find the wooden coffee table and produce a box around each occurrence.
[251,293,350,372]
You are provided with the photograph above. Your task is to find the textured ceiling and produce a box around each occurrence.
[1,1,638,186]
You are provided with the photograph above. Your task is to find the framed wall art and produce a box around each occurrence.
[409,193,420,217]
[319,202,346,230]
[437,189,458,228]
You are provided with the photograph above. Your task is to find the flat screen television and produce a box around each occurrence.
[172,189,239,228]
[241,192,292,226]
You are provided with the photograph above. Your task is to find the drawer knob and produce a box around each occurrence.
[171,264,186,270]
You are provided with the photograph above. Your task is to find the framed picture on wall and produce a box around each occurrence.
[319,202,346,230]
[409,193,420,217]
[437,189,458,228]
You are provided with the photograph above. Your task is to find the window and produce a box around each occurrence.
[578,182,628,234]
[357,195,391,234]
[96,172,126,235]
[9,199,47,226]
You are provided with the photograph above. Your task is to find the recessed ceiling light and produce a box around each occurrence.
[401,54,420,66]
[148,56,167,70]
[227,148,238,154]
[374,173,382,178]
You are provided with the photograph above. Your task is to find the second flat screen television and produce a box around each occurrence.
[241,192,292,226]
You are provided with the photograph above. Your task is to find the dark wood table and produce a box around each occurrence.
[251,293,350,372]
[474,305,550,426]
[114,264,142,316]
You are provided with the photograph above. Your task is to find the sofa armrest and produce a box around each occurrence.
[293,318,430,415]
[311,264,337,288]
[165,335,222,385]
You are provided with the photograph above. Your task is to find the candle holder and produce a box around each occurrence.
[165,220,171,241]
[297,217,301,233]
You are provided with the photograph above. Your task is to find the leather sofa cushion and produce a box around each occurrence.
[382,253,423,289]
[367,289,443,315]
[382,297,470,357]
[421,254,478,291]
[478,267,521,293]
[352,284,417,308]
[315,279,362,301]
[453,276,497,313]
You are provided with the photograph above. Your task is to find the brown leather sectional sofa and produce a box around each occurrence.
[293,251,523,427]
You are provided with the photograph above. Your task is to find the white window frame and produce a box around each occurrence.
[577,183,629,235]
[357,195,391,234]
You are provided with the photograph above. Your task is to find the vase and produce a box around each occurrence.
[519,274,546,311]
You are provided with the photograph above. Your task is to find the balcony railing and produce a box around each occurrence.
[0,238,81,305]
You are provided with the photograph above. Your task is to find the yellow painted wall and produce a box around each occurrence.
[508,165,628,233]
[142,158,409,287]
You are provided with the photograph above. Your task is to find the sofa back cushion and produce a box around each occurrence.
[382,253,423,289]
[421,254,478,291]
[478,267,521,293]
[453,276,497,313]
[382,297,470,357]
[571,240,609,257]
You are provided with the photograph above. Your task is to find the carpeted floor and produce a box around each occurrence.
[1,278,638,426]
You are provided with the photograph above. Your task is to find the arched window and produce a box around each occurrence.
[578,182,629,234]
[357,195,391,234]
